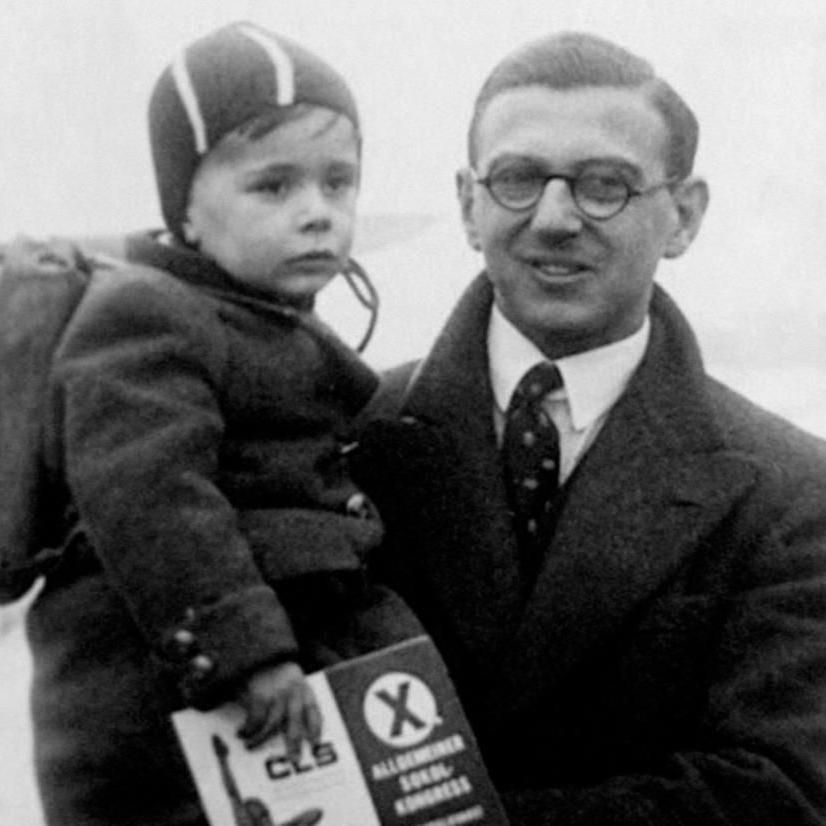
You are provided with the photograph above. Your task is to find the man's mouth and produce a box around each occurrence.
[522,256,592,277]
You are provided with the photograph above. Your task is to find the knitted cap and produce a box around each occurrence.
[149,22,360,238]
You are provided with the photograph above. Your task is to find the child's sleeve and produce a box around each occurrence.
[52,270,298,708]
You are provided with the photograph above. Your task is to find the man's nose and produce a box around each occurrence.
[529,179,583,235]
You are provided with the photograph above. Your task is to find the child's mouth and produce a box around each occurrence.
[291,251,336,262]
[286,252,340,274]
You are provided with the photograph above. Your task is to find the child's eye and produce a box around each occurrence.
[323,168,358,197]
[253,174,294,198]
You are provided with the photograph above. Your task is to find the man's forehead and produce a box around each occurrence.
[476,85,669,174]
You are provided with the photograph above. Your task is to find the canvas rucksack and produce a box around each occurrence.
[0,236,98,602]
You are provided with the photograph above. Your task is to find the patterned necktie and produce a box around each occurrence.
[502,362,563,571]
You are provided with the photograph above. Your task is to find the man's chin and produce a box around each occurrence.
[506,300,606,358]
[522,259,595,289]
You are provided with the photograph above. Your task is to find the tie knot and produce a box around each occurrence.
[512,362,562,407]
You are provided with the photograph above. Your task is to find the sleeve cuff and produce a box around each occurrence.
[155,584,299,708]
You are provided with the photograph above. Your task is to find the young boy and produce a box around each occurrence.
[26,22,420,826]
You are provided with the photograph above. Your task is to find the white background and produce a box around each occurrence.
[1,2,825,823]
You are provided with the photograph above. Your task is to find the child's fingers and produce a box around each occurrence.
[236,696,267,740]
[304,691,323,744]
[234,663,318,752]
[239,696,286,749]
[245,703,286,749]
[284,688,308,760]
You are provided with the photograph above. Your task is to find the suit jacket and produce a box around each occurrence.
[353,274,826,826]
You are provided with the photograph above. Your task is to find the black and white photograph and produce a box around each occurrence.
[2,1,826,824]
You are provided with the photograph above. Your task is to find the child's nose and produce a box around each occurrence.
[297,183,335,233]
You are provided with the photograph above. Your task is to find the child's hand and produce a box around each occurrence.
[234,661,322,756]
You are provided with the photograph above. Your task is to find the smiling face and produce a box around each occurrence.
[183,105,360,302]
[459,85,707,358]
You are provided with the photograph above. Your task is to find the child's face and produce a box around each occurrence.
[183,106,360,301]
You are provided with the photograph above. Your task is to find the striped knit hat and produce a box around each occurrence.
[149,22,360,239]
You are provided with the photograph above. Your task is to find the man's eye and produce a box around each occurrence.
[495,166,542,187]
[491,167,546,200]
[577,172,629,202]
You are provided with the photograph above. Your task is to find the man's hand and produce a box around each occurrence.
[234,661,322,757]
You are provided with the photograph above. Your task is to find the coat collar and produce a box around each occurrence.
[125,230,378,414]
[399,273,498,430]
[126,230,316,312]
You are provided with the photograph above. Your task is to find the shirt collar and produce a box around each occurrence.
[487,303,650,432]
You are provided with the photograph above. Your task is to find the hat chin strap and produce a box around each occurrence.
[340,258,379,353]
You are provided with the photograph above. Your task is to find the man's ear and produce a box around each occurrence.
[664,176,709,259]
[456,168,482,251]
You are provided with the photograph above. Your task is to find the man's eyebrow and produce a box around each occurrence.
[485,152,544,169]
[572,157,644,177]
[486,153,644,178]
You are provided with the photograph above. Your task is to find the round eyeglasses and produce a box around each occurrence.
[473,162,678,220]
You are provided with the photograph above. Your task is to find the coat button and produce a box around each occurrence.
[346,492,371,519]
[190,654,215,678]
[172,629,196,654]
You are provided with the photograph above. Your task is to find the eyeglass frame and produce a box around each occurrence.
[471,163,681,221]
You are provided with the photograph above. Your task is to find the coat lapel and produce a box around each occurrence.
[495,394,759,720]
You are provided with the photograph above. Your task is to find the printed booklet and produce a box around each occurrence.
[172,635,509,826]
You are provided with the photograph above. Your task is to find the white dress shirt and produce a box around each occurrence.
[488,304,650,485]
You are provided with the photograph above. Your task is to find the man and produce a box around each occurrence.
[354,32,826,825]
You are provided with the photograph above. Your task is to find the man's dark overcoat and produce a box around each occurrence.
[353,274,826,826]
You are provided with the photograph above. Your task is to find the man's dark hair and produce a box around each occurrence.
[468,32,698,180]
